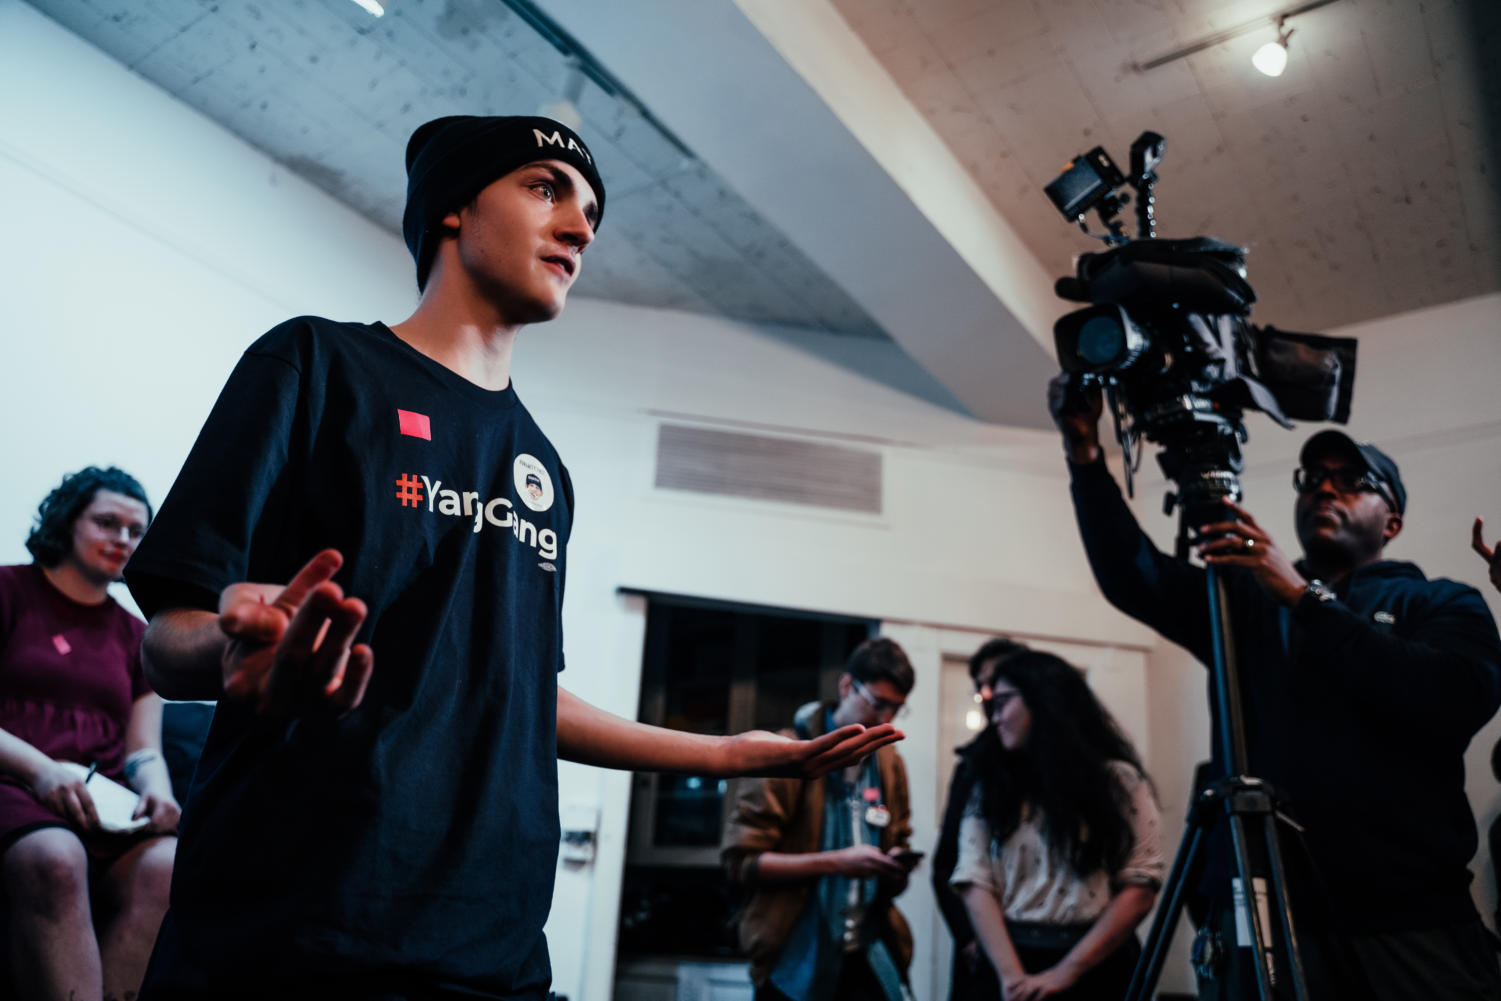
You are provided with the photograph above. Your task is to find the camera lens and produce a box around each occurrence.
[1078,314,1127,366]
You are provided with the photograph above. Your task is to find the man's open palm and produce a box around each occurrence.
[218,549,374,716]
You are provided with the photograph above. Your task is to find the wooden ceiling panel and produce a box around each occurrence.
[924,3,1049,69]
[837,0,1498,331]
[1094,0,1183,48]
[877,31,960,115]
[832,0,921,57]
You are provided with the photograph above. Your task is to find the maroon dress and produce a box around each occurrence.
[0,563,150,855]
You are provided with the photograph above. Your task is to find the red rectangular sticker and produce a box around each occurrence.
[397,409,431,440]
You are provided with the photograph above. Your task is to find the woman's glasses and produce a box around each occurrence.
[87,514,147,541]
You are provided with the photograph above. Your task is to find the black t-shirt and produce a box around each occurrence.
[126,317,572,998]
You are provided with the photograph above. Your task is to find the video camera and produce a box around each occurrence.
[1044,133,1358,543]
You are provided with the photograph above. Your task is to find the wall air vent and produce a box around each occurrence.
[654,424,883,515]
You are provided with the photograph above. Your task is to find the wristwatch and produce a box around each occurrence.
[1305,579,1337,604]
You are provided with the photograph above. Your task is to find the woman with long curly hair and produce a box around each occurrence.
[1,467,179,1001]
[950,649,1164,1001]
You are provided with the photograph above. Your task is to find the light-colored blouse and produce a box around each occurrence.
[949,760,1165,925]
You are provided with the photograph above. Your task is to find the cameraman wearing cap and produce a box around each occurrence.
[1051,379,1501,1000]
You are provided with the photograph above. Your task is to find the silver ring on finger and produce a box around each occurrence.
[1244,537,1256,550]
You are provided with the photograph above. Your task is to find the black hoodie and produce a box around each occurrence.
[1070,457,1501,932]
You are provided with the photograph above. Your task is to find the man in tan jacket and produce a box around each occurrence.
[723,638,921,1001]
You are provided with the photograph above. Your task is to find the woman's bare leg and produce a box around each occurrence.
[2,826,102,1001]
[95,835,175,1001]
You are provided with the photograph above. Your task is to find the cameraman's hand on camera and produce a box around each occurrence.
[1196,499,1307,605]
[1046,374,1103,464]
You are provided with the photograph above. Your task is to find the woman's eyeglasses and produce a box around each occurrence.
[87,514,147,541]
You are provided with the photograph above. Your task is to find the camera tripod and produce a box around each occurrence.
[1123,499,1312,1001]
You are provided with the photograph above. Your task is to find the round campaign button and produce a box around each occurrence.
[514,454,555,512]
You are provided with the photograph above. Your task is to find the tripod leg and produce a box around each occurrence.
[1125,811,1209,1001]
[1261,811,1311,1001]
[1226,810,1280,1001]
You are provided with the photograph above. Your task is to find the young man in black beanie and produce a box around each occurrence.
[124,115,901,1000]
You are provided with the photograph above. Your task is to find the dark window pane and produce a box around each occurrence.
[652,775,729,847]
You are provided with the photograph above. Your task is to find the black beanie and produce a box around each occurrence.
[402,115,607,291]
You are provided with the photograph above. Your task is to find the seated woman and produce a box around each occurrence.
[0,467,180,1001]
[951,650,1163,1001]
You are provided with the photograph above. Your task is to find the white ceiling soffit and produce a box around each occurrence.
[534,0,1061,429]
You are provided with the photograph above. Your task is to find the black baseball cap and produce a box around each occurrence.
[1299,430,1406,514]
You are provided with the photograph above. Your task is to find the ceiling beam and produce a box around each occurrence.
[534,0,1062,427]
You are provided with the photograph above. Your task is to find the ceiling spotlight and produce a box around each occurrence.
[1133,0,1337,74]
[349,0,385,16]
[1252,19,1293,77]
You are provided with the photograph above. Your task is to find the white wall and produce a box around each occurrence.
[0,0,415,580]
[6,4,1500,999]
[497,297,1163,1000]
[0,6,1156,998]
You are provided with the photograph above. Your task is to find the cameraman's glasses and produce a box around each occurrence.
[1293,464,1396,512]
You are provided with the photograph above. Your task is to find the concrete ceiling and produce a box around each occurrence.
[23,0,888,338]
[21,0,1499,429]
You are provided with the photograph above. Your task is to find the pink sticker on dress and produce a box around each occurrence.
[52,634,72,655]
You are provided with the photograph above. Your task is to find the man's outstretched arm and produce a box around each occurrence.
[142,606,237,701]
[556,687,901,779]
[142,548,373,715]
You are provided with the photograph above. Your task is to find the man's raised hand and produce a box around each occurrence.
[1046,373,1103,464]
[217,549,374,717]
[1472,518,1501,593]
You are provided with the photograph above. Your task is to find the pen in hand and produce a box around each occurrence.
[84,761,98,784]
